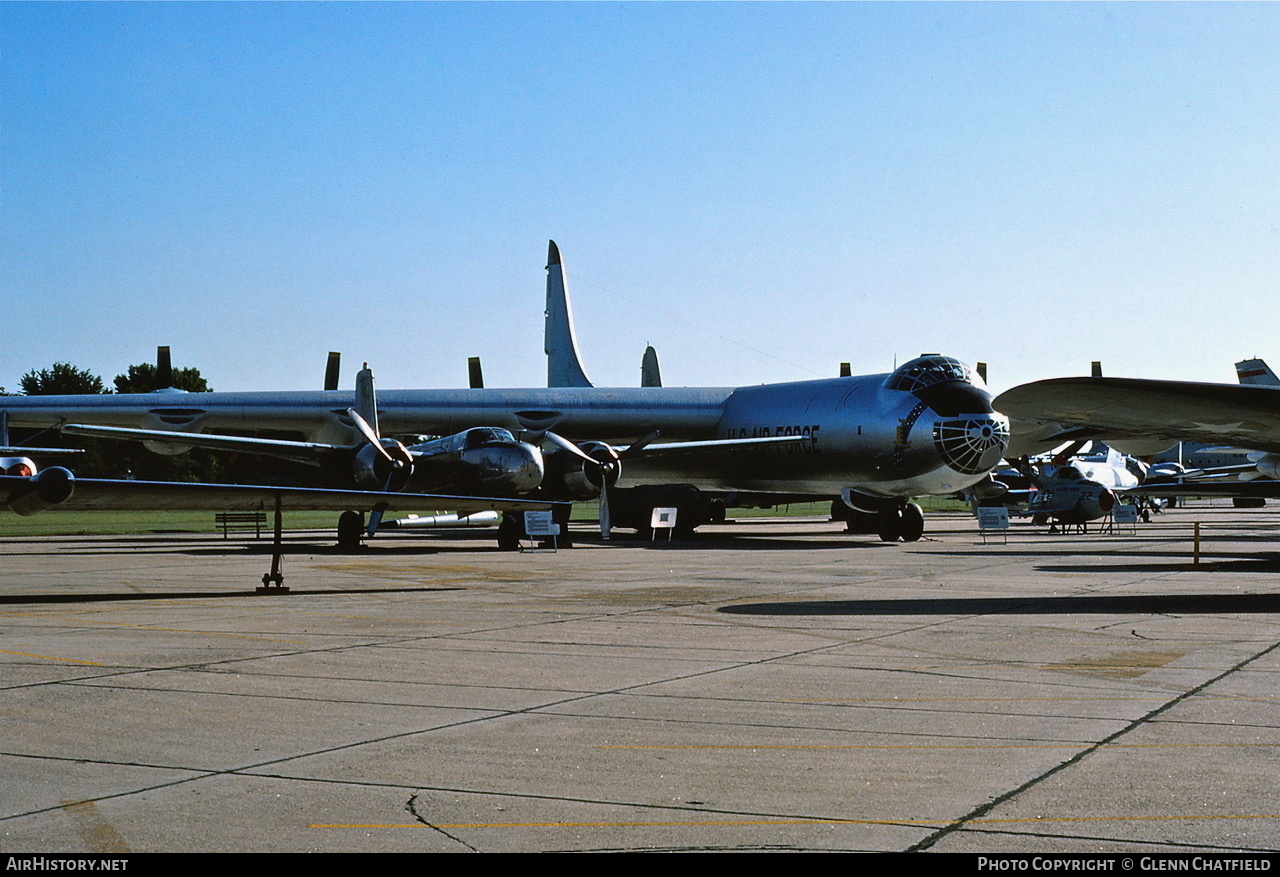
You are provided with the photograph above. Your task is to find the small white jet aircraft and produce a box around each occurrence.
[3,244,1010,543]
[1015,445,1141,529]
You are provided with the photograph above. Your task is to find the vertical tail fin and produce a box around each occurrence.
[1236,358,1279,386]
[544,240,594,388]
[354,363,378,437]
[324,352,341,391]
[156,346,173,388]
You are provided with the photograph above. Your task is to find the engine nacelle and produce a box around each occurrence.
[969,477,1009,501]
[5,466,75,516]
[1254,454,1280,480]
[352,439,414,492]
[3,456,36,477]
[140,409,207,455]
[1146,462,1186,480]
[549,441,620,501]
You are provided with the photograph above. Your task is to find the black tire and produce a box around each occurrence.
[497,514,521,550]
[337,510,363,551]
[876,507,903,542]
[900,502,924,542]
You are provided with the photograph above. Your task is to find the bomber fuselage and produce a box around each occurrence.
[2,356,1008,502]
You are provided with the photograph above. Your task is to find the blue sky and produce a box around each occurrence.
[4,2,1278,395]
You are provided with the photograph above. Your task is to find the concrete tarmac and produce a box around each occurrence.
[2,505,1279,853]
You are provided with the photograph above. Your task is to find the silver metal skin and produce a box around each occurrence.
[3,356,1009,506]
[404,428,544,495]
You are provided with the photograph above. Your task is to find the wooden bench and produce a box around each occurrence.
[214,511,267,539]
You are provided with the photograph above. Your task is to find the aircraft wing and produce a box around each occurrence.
[996,378,1280,457]
[1131,480,1280,499]
[0,471,562,515]
[61,423,345,465]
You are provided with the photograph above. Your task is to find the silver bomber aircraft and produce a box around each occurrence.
[3,355,1009,542]
[3,247,1009,542]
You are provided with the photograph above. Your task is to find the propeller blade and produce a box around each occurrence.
[545,431,600,465]
[620,430,660,459]
[347,408,393,463]
[366,506,386,536]
[365,464,401,536]
[600,483,612,541]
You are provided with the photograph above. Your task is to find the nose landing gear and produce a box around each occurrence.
[876,502,924,543]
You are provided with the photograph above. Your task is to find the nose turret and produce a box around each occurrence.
[887,356,1010,476]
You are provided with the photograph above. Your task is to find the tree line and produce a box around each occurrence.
[14,360,209,396]
[5,359,310,485]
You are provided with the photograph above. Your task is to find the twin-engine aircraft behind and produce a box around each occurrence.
[3,243,1009,542]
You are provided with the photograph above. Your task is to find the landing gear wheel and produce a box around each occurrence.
[337,510,364,552]
[497,513,521,551]
[877,507,904,543]
[900,502,924,542]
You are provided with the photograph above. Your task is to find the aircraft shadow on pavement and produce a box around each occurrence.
[592,533,889,551]
[0,585,465,605]
[928,547,1280,563]
[720,592,1280,617]
[1035,555,1280,574]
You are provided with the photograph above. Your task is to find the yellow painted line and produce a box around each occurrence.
[0,649,104,666]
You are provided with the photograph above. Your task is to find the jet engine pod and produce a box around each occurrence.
[552,441,621,501]
[6,466,75,516]
[1253,453,1280,480]
[970,477,1009,501]
[352,439,414,492]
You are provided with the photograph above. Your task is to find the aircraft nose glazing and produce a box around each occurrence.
[932,415,1010,476]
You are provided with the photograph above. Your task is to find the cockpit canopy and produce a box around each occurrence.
[463,427,517,449]
[1055,464,1086,482]
[885,356,980,392]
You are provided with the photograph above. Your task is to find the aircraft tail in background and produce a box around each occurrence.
[544,240,594,388]
[1235,358,1279,386]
